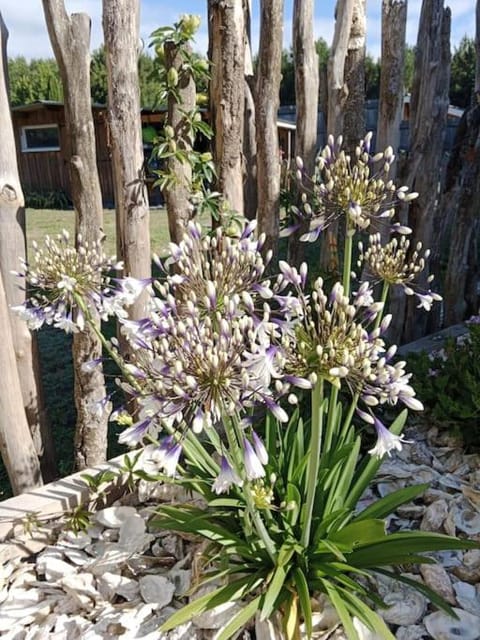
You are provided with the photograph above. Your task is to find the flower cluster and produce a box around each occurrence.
[278,264,422,420]
[118,222,287,450]
[286,133,417,242]
[12,231,128,332]
[358,233,442,310]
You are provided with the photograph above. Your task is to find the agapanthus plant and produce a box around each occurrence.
[14,136,478,640]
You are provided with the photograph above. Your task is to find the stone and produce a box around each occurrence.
[192,584,241,629]
[94,506,138,528]
[420,564,456,604]
[96,571,139,602]
[57,530,91,549]
[452,549,480,583]
[424,608,480,640]
[118,514,150,553]
[40,557,77,581]
[168,568,191,596]
[139,575,175,609]
[420,499,448,532]
[453,506,480,536]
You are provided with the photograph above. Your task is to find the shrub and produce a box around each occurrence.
[408,318,480,448]
[25,189,71,210]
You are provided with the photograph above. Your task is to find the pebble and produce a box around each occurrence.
[0,421,479,639]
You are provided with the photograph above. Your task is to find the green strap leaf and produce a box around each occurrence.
[215,596,262,640]
[322,581,359,640]
[160,574,263,631]
[353,484,430,521]
[292,567,312,638]
[374,568,458,618]
[328,518,387,547]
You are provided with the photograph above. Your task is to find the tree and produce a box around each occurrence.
[0,267,43,494]
[0,13,57,481]
[288,0,319,267]
[441,6,480,325]
[343,0,367,153]
[103,0,151,323]
[8,56,62,106]
[42,0,109,468]
[376,0,407,164]
[208,0,245,214]
[450,36,476,108]
[243,0,257,221]
[327,0,355,137]
[256,0,284,260]
[399,0,451,342]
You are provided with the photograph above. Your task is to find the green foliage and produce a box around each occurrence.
[152,408,476,640]
[408,322,480,447]
[8,56,62,106]
[148,17,223,223]
[365,54,380,100]
[403,45,415,94]
[450,36,476,108]
[24,189,71,210]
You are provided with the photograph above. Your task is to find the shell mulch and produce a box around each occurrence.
[0,422,479,640]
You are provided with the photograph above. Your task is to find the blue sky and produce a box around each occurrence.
[1,1,475,61]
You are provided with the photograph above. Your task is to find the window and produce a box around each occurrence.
[20,124,60,152]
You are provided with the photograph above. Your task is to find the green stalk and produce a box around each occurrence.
[339,391,360,444]
[226,414,277,562]
[73,293,217,474]
[342,226,354,297]
[323,384,339,454]
[373,281,390,331]
[301,379,324,548]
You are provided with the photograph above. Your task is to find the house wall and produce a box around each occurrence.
[12,104,116,206]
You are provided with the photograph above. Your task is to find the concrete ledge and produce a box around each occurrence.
[397,323,467,356]
[0,452,136,542]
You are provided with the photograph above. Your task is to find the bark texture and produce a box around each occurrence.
[327,0,355,137]
[208,0,245,215]
[376,0,407,159]
[288,0,319,267]
[343,0,366,153]
[0,13,56,481]
[0,268,43,494]
[393,0,451,343]
[103,0,151,322]
[42,0,108,468]
[256,0,283,261]
[243,0,257,221]
[163,41,196,244]
[443,105,480,326]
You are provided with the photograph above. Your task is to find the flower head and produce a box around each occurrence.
[13,230,123,331]
[284,134,418,241]
[243,438,266,480]
[358,233,442,310]
[212,456,243,494]
[368,417,410,458]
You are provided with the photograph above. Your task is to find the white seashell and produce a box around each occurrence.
[396,624,428,640]
[139,575,175,609]
[57,530,91,549]
[380,587,427,626]
[420,499,448,532]
[39,557,77,582]
[453,507,480,536]
[453,581,480,616]
[424,608,480,640]
[352,617,384,640]
[168,568,191,596]
[94,506,138,528]
[420,564,456,604]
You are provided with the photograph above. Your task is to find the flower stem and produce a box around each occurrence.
[301,379,324,548]
[323,384,339,455]
[343,227,354,297]
[373,281,390,331]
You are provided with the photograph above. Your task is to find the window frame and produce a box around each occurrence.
[20,124,61,153]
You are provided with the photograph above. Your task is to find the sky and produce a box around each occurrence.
[1,0,475,62]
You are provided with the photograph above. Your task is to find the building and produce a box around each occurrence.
[11,100,166,207]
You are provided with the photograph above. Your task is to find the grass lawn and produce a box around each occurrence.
[0,209,172,499]
[25,207,171,258]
